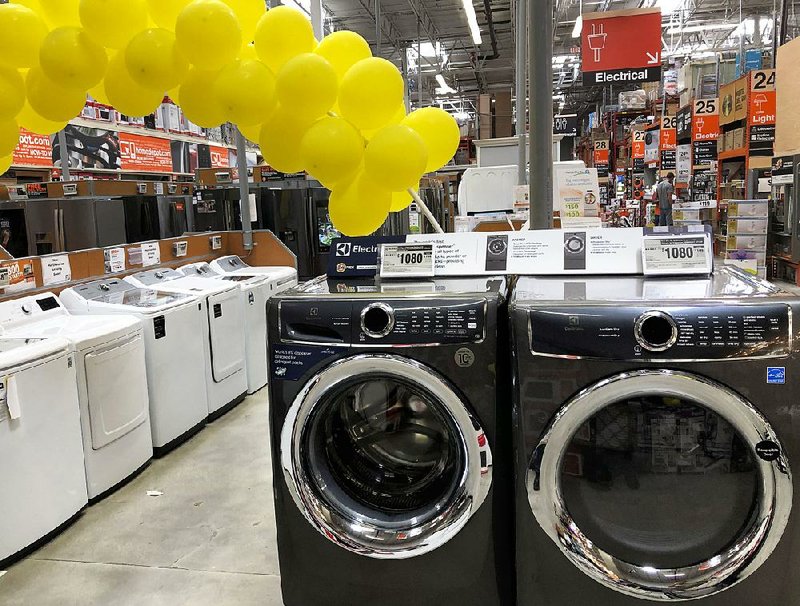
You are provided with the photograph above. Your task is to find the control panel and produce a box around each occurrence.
[530,304,791,359]
[71,279,138,299]
[280,299,486,345]
[131,269,183,286]
[217,256,248,272]
[0,294,66,328]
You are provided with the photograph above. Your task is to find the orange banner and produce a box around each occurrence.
[749,69,776,127]
[660,116,677,150]
[692,98,719,141]
[594,149,609,164]
[13,129,53,167]
[632,130,646,159]
[210,146,230,169]
[119,132,173,173]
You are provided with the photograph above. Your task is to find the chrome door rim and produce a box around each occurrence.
[281,353,492,560]
[526,369,792,601]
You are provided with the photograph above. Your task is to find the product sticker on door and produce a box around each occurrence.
[270,345,340,381]
[41,254,72,286]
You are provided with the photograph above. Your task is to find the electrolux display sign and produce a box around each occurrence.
[580,8,662,86]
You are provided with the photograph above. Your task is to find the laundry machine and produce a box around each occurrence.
[267,276,514,606]
[125,268,247,418]
[510,267,799,604]
[61,279,208,456]
[0,336,87,567]
[181,259,298,394]
[0,293,152,501]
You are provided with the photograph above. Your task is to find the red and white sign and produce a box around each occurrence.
[13,129,53,167]
[581,8,662,86]
[119,133,173,173]
[692,98,720,141]
[210,145,230,169]
[632,130,646,159]
[749,69,776,127]
[660,115,677,150]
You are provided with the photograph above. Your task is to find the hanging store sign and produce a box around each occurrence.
[593,139,609,178]
[676,144,691,185]
[119,133,173,173]
[580,8,662,86]
[749,70,776,126]
[660,116,677,150]
[210,146,231,169]
[772,155,794,185]
[692,98,719,141]
[13,129,53,167]
[693,141,717,166]
[644,129,660,165]
[676,106,693,142]
[553,114,578,137]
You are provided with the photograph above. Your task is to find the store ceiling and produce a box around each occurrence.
[321,0,792,114]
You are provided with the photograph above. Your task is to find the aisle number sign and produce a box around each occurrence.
[580,8,662,85]
[749,69,776,126]
[660,116,677,150]
[692,98,719,141]
[593,139,610,163]
[632,130,646,159]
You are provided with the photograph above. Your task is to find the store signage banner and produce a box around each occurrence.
[553,114,578,137]
[1,260,36,293]
[119,133,173,173]
[555,166,600,218]
[13,129,53,167]
[676,106,693,141]
[772,155,794,185]
[632,130,645,158]
[660,116,677,151]
[749,69,776,127]
[692,98,719,141]
[676,144,691,185]
[644,129,660,164]
[580,8,662,86]
[41,254,71,286]
[210,145,231,169]
[693,141,717,165]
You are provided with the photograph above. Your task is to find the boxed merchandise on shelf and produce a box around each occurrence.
[728,200,769,217]
[673,209,701,222]
[727,218,768,234]
[727,234,768,250]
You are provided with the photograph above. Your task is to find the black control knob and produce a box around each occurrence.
[361,303,395,339]
[635,311,678,352]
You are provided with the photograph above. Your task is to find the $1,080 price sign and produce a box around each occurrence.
[642,234,712,276]
[379,243,436,278]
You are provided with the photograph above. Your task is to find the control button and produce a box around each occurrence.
[634,310,678,352]
[20,303,31,315]
[360,303,395,339]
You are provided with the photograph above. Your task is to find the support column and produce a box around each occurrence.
[235,128,253,251]
[515,0,527,186]
[528,0,553,229]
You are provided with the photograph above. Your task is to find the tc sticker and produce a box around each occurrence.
[767,367,786,384]
[455,347,475,368]
[755,440,781,461]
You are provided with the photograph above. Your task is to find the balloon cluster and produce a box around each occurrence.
[0,0,460,236]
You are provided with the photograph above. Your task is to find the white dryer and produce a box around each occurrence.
[180,258,298,393]
[125,269,248,419]
[0,293,152,501]
[61,279,208,456]
[0,336,87,566]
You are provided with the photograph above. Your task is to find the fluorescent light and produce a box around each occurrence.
[666,22,736,34]
[436,74,457,94]
[572,15,582,38]
[462,0,482,45]
[659,0,683,14]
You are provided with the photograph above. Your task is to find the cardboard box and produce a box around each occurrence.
[724,130,735,151]
[733,127,745,150]
[727,200,769,218]
[733,75,749,121]
[478,94,492,139]
[727,218,768,234]
[494,90,513,138]
[719,81,737,126]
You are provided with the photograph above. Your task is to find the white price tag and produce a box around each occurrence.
[379,243,435,278]
[642,235,712,276]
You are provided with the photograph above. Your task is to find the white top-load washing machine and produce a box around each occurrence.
[0,336,87,566]
[125,269,247,419]
[61,279,209,456]
[179,257,298,393]
[0,293,152,501]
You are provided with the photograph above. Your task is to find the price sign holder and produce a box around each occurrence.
[379,243,435,279]
[642,234,712,276]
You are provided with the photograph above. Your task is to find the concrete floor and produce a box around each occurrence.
[0,390,284,606]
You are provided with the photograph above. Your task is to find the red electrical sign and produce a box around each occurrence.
[581,8,662,86]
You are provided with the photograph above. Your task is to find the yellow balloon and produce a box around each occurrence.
[314,31,371,81]
[214,59,276,125]
[0,68,25,120]
[89,80,111,105]
[17,101,67,135]
[176,0,241,70]
[362,102,405,140]
[0,120,19,157]
[339,58,404,131]
[254,6,315,73]
[221,0,265,44]
[40,27,108,90]
[39,0,81,27]
[145,0,191,29]
[364,124,428,192]
[178,68,224,128]
[300,116,363,188]
[104,53,164,117]
[125,28,189,91]
[239,41,258,60]
[79,0,149,49]
[276,53,336,121]
[0,154,13,175]
[237,121,261,143]
[258,106,313,173]
[27,67,87,122]
[390,190,413,212]
[0,4,47,69]
[329,171,391,237]
[402,107,460,172]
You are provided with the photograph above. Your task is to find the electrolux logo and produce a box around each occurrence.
[335,242,351,257]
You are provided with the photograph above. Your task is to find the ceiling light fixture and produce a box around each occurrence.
[462,0,483,45]
[572,0,583,38]
[665,22,736,34]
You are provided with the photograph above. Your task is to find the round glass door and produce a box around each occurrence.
[527,370,792,601]
[282,354,492,559]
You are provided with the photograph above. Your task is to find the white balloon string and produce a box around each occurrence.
[407,187,444,233]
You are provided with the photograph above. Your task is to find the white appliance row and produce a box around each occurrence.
[0,256,297,568]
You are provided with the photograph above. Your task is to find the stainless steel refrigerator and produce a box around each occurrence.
[157,195,192,238]
[192,188,242,232]
[0,200,29,258]
[25,197,127,256]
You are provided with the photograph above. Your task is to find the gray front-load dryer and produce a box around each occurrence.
[511,268,799,604]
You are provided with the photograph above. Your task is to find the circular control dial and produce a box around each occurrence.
[361,303,395,339]
[634,311,678,352]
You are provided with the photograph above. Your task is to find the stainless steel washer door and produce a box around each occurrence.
[281,354,492,559]
[527,369,792,601]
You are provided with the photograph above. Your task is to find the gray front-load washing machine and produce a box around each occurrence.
[511,268,798,604]
[267,276,513,606]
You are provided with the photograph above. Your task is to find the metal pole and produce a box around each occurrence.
[57,129,70,181]
[417,19,422,106]
[310,0,322,40]
[401,46,411,112]
[235,128,253,251]
[375,0,381,56]
[528,0,553,229]
[515,0,527,186]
